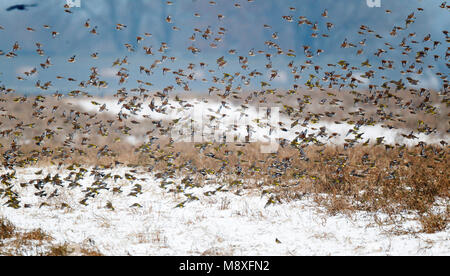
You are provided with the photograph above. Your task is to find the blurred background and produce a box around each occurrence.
[0,0,447,95]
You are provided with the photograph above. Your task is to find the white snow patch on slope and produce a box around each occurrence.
[72,98,448,146]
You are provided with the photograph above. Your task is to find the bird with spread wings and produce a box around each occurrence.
[6,3,38,11]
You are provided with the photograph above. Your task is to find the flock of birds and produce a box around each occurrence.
[0,1,448,209]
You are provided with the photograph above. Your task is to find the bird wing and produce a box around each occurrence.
[6,4,37,11]
[6,5,20,11]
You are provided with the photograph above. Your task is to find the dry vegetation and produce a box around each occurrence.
[0,91,448,236]
[0,217,103,256]
[138,142,448,234]
[3,139,447,234]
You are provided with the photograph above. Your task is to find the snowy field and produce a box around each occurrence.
[1,167,448,256]
[1,99,448,256]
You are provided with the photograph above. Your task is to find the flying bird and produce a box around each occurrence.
[6,3,38,11]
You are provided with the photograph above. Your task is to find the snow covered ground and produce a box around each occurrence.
[1,167,448,256]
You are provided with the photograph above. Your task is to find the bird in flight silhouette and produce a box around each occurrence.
[6,3,38,11]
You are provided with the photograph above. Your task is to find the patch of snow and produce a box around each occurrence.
[71,98,448,147]
[0,167,448,256]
